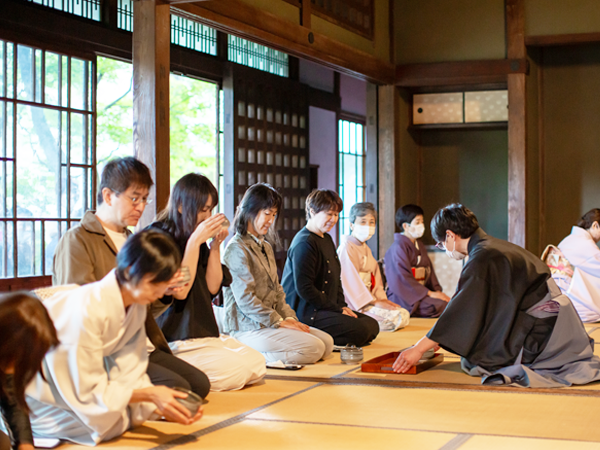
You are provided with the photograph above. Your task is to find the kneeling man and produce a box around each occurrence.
[393,203,600,388]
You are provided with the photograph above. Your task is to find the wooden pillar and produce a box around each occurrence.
[378,85,396,258]
[366,82,379,257]
[507,0,526,247]
[133,0,170,228]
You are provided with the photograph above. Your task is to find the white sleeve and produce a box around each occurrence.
[337,243,375,311]
[42,308,154,444]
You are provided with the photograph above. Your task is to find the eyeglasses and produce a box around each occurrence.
[435,241,446,251]
[117,193,153,206]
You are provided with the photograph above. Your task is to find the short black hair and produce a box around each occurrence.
[156,173,219,242]
[305,189,343,221]
[349,202,377,224]
[98,157,154,204]
[578,208,600,229]
[116,229,181,286]
[430,203,479,243]
[234,183,282,240]
[395,204,424,230]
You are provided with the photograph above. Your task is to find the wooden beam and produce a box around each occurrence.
[0,276,52,292]
[308,87,341,112]
[378,85,396,257]
[396,59,528,87]
[172,0,394,84]
[0,0,131,61]
[133,0,171,227]
[526,32,600,47]
[301,0,311,28]
[506,0,526,248]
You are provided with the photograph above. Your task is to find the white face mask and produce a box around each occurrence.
[445,237,467,261]
[352,224,376,242]
[407,223,425,239]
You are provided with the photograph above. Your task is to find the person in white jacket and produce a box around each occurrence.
[26,230,202,446]
[557,208,600,322]
[337,202,409,331]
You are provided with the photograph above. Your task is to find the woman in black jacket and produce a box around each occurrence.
[281,189,379,347]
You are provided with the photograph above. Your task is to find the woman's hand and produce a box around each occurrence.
[429,290,450,302]
[134,386,195,425]
[279,318,310,333]
[372,299,401,310]
[164,269,188,296]
[342,307,358,318]
[191,214,226,245]
[392,346,424,373]
[209,228,229,249]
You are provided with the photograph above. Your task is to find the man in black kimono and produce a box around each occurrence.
[393,203,600,388]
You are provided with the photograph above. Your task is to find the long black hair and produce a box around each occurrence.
[233,183,282,243]
[156,173,219,243]
[0,292,59,411]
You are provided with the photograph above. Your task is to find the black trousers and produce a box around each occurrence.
[305,310,379,347]
[147,349,211,399]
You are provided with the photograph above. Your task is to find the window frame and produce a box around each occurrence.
[0,38,97,280]
[337,112,366,241]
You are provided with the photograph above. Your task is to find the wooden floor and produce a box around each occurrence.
[56,319,600,450]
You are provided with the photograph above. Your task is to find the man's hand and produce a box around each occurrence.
[392,347,424,373]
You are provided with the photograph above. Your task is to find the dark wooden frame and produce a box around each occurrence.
[223,63,311,273]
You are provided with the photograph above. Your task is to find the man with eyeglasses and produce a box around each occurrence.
[52,157,211,400]
[393,203,600,388]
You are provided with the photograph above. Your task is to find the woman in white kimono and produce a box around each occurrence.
[556,208,600,322]
[337,202,410,331]
[26,230,202,446]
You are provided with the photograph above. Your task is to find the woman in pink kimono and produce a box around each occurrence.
[337,203,410,331]
[556,208,600,322]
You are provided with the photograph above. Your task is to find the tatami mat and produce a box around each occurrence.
[49,318,600,449]
[56,380,317,450]
[460,435,600,450]
[173,419,456,450]
[266,318,440,379]
[248,384,600,442]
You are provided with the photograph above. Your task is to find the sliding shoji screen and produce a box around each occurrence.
[223,64,310,272]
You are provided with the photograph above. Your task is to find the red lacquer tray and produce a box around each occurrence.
[361,351,444,374]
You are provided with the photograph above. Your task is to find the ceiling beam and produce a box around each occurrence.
[171,0,394,84]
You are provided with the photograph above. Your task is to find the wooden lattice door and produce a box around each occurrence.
[223,64,311,273]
